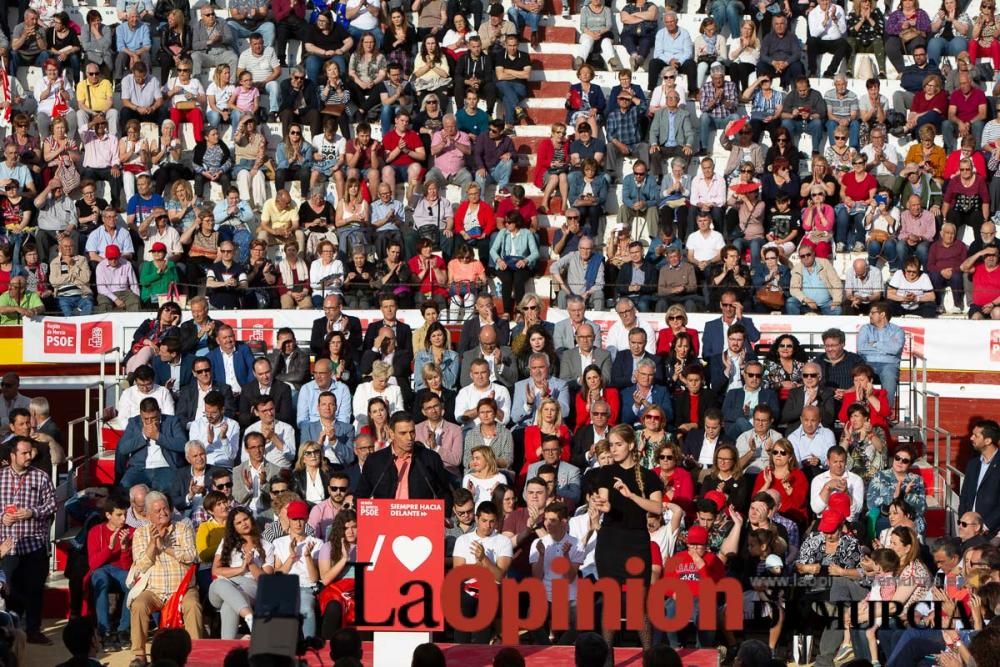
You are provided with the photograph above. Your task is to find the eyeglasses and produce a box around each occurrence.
[894,455,912,464]
[745,372,762,378]
[633,170,647,176]
[523,304,538,311]
[799,252,814,258]
[178,68,192,73]
[835,136,847,141]
[591,411,609,417]
[740,168,754,173]
[304,450,320,456]
[220,248,234,253]
[720,303,736,308]
[193,368,211,375]
[215,482,234,489]
[566,215,580,220]
[959,520,979,528]
[802,372,819,378]
[329,485,349,492]
[427,100,438,105]
[772,450,788,456]
[778,343,794,349]
[291,75,304,80]
[289,130,301,135]
[87,71,100,76]
[644,414,662,422]
[667,315,684,321]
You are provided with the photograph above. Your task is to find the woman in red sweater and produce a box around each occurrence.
[87,496,134,642]
[838,363,892,433]
[654,304,701,357]
[533,123,571,212]
[750,439,809,527]
[653,441,695,517]
[519,397,572,486]
[452,182,497,265]
[573,364,621,430]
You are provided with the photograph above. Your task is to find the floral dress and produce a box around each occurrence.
[841,426,889,483]
[865,469,927,534]
[763,358,804,393]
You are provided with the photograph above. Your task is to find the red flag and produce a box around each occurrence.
[0,68,11,125]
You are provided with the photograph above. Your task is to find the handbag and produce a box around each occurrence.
[160,564,197,629]
[899,27,922,43]
[869,229,891,243]
[175,99,197,111]
[322,103,345,117]
[756,285,785,310]
[158,282,188,309]
[56,159,80,193]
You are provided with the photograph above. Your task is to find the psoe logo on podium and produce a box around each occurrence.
[355,499,445,632]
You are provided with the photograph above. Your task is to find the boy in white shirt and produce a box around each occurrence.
[452,500,513,643]
[529,501,586,644]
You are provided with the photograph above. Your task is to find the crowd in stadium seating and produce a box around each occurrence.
[2,0,1000,666]
[0,0,999,319]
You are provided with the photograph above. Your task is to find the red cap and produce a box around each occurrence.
[687,525,709,546]
[703,490,727,511]
[818,509,845,534]
[105,244,121,259]
[286,500,309,520]
[150,242,167,253]
[827,491,851,520]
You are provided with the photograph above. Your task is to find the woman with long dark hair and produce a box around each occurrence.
[209,507,274,639]
[594,424,663,660]
[319,509,359,639]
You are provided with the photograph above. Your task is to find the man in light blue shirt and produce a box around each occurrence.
[296,358,352,429]
[115,0,155,23]
[0,145,33,193]
[648,12,697,98]
[857,301,906,410]
[113,10,152,80]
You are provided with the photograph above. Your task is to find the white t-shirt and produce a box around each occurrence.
[215,538,276,573]
[207,82,236,110]
[272,534,324,586]
[313,133,347,165]
[461,473,508,509]
[347,0,381,30]
[165,77,206,109]
[452,530,513,587]
[685,230,726,263]
[529,533,586,601]
[888,271,934,311]
[566,513,599,579]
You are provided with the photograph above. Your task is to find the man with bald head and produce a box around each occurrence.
[459,324,517,392]
[237,357,294,430]
[844,257,884,315]
[297,357,352,428]
[309,294,363,361]
[559,322,612,392]
[958,511,989,550]
[941,71,987,153]
[788,406,837,477]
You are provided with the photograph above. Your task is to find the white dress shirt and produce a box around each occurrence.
[454,382,512,425]
[221,350,239,394]
[245,420,297,469]
[604,319,656,357]
[188,415,242,468]
[789,425,837,467]
[810,470,864,519]
[115,385,175,427]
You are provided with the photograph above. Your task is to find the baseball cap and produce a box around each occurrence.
[286,500,309,520]
[105,244,121,259]
[150,242,167,253]
[703,490,727,511]
[764,554,784,571]
[687,525,709,546]
[818,509,845,533]
[827,491,851,520]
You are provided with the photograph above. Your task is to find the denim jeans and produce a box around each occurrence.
[868,238,899,269]
[227,19,276,49]
[120,466,177,495]
[699,113,740,156]
[781,118,824,155]
[896,239,930,268]
[305,54,348,88]
[57,295,94,317]
[507,7,541,34]
[496,81,528,124]
[941,119,984,152]
[347,24,384,44]
[658,597,715,648]
[785,297,842,315]
[834,204,866,247]
[927,36,968,64]
[91,565,131,634]
[733,237,764,271]
[8,50,49,75]
[298,586,317,638]
[475,159,514,193]
[869,360,900,410]
[710,0,744,37]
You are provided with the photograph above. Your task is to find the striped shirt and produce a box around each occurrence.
[823,89,859,119]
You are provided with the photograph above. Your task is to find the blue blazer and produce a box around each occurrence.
[299,420,356,467]
[115,414,189,482]
[701,316,761,361]
[706,349,759,394]
[619,384,673,427]
[565,82,607,124]
[610,350,664,389]
[151,354,195,389]
[208,344,256,389]
[721,387,780,434]
[960,454,1000,536]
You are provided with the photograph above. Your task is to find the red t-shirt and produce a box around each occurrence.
[973,263,1000,306]
[842,172,878,202]
[495,198,539,226]
[949,87,987,123]
[382,130,423,167]
[408,254,448,298]
[664,550,726,597]
[87,521,134,572]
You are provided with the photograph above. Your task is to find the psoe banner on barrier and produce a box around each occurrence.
[19,308,1000,373]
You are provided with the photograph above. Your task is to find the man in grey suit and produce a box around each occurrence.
[511,353,571,427]
[232,432,279,516]
[558,322,612,392]
[552,295,603,354]
[459,325,518,392]
[649,88,697,173]
[525,437,582,506]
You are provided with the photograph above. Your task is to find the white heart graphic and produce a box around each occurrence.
[392,536,433,572]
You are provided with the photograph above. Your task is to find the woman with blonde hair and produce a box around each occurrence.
[654,304,701,356]
[232,115,268,210]
[636,405,670,468]
[727,20,759,91]
[206,63,236,130]
[519,397,572,485]
[352,361,404,427]
[462,445,507,508]
[293,441,331,506]
[594,423,663,655]
[166,179,198,231]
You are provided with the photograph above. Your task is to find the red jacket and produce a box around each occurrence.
[519,424,572,486]
[271,0,307,22]
[533,138,570,189]
[573,389,620,431]
[453,200,497,238]
[87,522,134,572]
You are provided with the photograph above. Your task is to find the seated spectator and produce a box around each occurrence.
[840,402,888,483]
[942,71,987,153]
[96,244,141,311]
[961,244,1000,319]
[927,222,967,311]
[49,235,93,317]
[86,495,132,651]
[237,33,281,122]
[114,10,153,83]
[837,155,878,254]
[192,127,233,200]
[0,273,43,324]
[944,156,990,247]
[272,501,323,638]
[799,187,835,259]
[11,9,49,74]
[838,363,892,433]
[787,247,843,315]
[751,246,791,313]
[231,116,268,211]
[206,241,249,310]
[887,257,938,317]
[863,191,900,272]
[781,77,826,156]
[494,35,531,132]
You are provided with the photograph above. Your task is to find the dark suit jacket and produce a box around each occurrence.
[355,443,455,512]
[571,425,612,470]
[310,314,364,362]
[459,346,518,390]
[680,428,733,463]
[616,261,659,298]
[293,468,332,504]
[960,454,1000,536]
[558,347,612,390]
[208,344,256,389]
[170,464,221,511]
[701,316,761,361]
[115,414,189,483]
[672,388,721,427]
[267,348,311,389]
[619,384,673,426]
[707,350,759,394]
[151,355,195,390]
[37,418,63,449]
[721,386,780,434]
[178,317,218,355]
[175,382,237,427]
[237,381,295,431]
[363,319,414,355]
[779,386,838,433]
[610,350,664,389]
[457,316,511,355]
